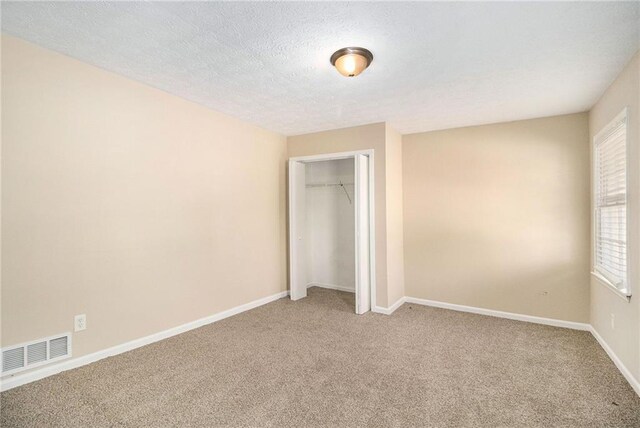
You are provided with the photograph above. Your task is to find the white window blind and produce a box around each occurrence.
[594,109,628,294]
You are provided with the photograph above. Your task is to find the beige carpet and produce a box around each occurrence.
[2,287,639,427]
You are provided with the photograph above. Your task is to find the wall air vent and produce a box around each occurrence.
[1,333,72,376]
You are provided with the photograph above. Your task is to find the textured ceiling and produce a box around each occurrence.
[2,2,639,136]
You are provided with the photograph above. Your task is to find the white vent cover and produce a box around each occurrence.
[26,342,47,365]
[1,333,72,376]
[2,348,24,373]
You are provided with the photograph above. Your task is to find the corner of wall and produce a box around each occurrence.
[384,124,405,307]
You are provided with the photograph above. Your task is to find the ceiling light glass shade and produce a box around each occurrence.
[330,47,373,77]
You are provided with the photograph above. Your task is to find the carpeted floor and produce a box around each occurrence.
[2,287,639,427]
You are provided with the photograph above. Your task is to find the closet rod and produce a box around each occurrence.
[305,182,354,187]
[306,180,353,204]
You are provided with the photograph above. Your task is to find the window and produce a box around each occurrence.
[593,108,629,296]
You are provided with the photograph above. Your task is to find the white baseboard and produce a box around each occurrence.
[404,296,591,331]
[589,326,640,396]
[372,296,406,315]
[0,290,289,392]
[307,282,355,293]
[4,290,638,399]
[401,297,637,397]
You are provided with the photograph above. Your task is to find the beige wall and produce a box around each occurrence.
[589,51,640,382]
[287,123,390,307]
[385,125,405,306]
[403,113,591,323]
[1,36,288,365]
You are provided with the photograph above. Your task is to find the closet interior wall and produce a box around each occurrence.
[305,159,356,292]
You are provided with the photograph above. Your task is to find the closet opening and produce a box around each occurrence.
[288,150,375,314]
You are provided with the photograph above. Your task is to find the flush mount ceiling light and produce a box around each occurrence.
[330,47,374,77]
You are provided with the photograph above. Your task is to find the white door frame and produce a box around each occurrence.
[288,149,376,312]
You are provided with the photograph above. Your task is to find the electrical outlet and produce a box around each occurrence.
[610,313,615,330]
[74,314,87,332]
